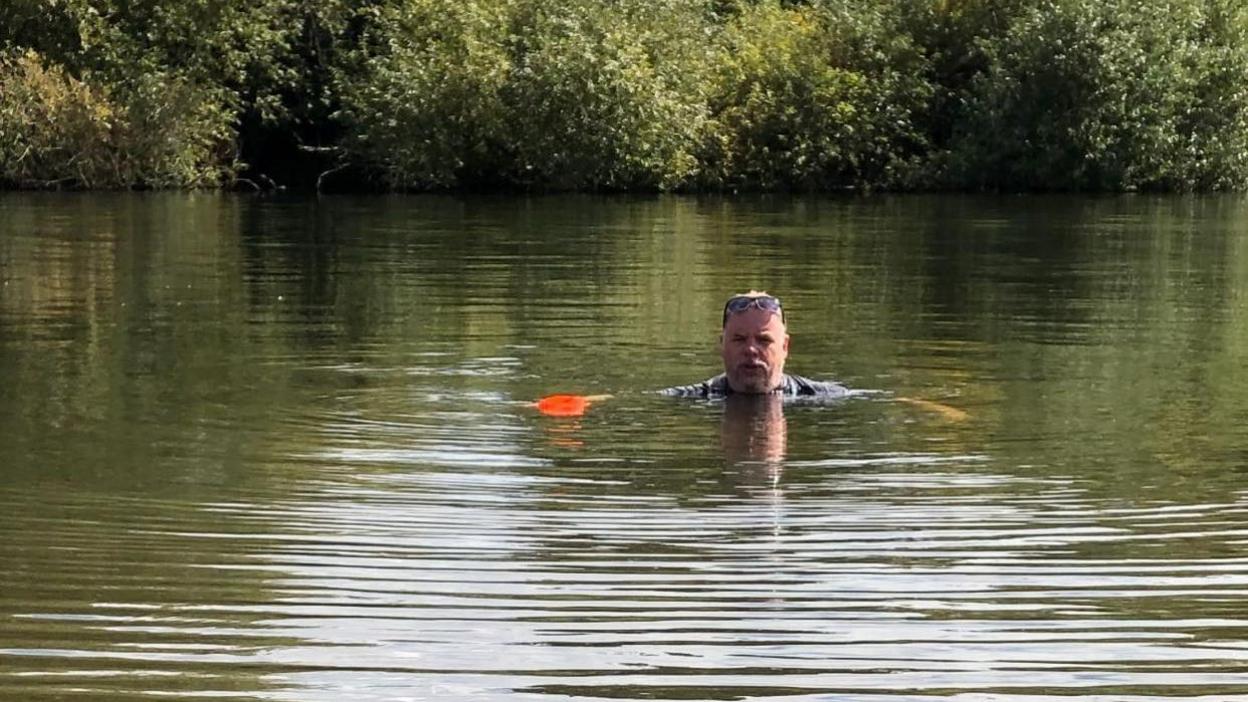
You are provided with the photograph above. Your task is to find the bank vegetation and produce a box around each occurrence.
[3,0,1248,192]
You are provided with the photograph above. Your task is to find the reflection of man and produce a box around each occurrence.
[662,291,848,397]
[721,393,787,465]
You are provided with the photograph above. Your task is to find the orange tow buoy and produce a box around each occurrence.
[534,394,611,417]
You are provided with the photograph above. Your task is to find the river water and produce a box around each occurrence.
[1,193,1247,701]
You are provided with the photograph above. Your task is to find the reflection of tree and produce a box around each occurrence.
[7,192,1246,507]
[0,194,331,699]
[0,493,299,698]
[5,192,1248,699]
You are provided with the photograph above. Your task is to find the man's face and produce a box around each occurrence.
[720,307,790,393]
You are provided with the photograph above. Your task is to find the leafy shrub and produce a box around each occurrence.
[2,0,321,188]
[702,0,930,190]
[0,0,85,68]
[337,0,712,190]
[335,0,517,189]
[949,0,1248,191]
[58,0,303,123]
[7,0,1248,192]
[116,70,237,188]
[502,0,711,189]
[0,50,115,187]
[0,50,235,188]
[894,0,1028,153]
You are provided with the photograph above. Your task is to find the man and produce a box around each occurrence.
[662,291,849,398]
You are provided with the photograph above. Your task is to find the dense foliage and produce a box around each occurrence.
[3,0,1248,191]
[703,1,931,190]
[948,0,1248,191]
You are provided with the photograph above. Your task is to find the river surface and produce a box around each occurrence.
[2,193,1247,701]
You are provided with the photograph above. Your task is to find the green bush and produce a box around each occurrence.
[336,0,712,190]
[116,70,237,188]
[503,0,711,189]
[0,50,235,188]
[0,0,303,188]
[0,50,116,187]
[0,1,85,68]
[702,0,930,190]
[61,0,303,123]
[334,0,517,189]
[949,0,1248,191]
[894,0,1028,153]
[6,0,1248,192]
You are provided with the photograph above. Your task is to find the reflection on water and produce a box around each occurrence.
[720,393,788,479]
[2,193,1248,700]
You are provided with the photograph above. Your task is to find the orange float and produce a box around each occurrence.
[533,394,610,417]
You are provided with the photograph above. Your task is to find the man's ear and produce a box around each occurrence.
[783,333,791,353]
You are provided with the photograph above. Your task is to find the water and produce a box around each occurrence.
[2,192,1248,700]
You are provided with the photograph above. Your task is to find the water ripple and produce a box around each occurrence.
[11,465,1236,699]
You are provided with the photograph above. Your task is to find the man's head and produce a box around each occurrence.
[720,291,790,393]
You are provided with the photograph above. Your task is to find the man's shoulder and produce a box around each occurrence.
[781,374,850,398]
[660,374,730,397]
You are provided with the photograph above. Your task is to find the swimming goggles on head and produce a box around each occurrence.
[722,294,784,326]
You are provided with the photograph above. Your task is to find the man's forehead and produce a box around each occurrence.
[723,310,786,334]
